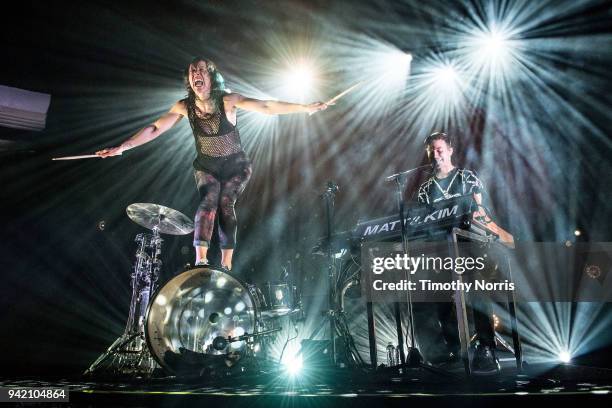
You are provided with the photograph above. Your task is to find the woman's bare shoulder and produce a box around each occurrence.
[171,99,188,115]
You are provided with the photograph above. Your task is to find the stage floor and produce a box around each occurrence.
[2,363,612,407]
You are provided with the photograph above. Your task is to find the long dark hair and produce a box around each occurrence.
[183,56,227,114]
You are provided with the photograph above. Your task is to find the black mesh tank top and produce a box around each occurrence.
[186,96,243,159]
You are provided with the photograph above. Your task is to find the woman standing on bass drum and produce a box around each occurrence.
[97,57,328,270]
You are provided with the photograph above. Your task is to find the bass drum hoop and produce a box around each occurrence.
[144,266,260,374]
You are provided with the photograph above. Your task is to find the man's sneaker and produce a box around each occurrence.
[471,345,501,375]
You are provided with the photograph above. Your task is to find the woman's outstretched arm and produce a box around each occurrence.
[96,101,186,157]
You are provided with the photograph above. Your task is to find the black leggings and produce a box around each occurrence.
[193,155,252,249]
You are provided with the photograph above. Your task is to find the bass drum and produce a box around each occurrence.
[145,267,260,374]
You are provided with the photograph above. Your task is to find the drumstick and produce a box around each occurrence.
[52,154,100,161]
[309,81,364,116]
[325,81,364,105]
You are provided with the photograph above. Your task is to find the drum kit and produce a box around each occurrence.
[84,203,302,378]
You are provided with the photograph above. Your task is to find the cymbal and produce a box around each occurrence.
[126,203,194,235]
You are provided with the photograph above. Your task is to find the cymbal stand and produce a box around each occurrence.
[321,181,339,365]
[84,221,163,377]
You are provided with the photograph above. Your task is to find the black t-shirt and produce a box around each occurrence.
[417,168,484,204]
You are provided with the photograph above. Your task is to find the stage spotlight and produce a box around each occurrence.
[408,58,465,125]
[434,65,459,86]
[463,25,519,79]
[574,229,582,237]
[558,351,571,363]
[283,353,303,376]
[282,64,315,99]
[427,63,463,98]
[380,51,412,83]
[478,28,510,61]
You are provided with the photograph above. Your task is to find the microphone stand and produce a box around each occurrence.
[384,165,432,183]
[384,165,453,376]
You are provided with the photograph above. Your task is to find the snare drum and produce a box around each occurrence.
[260,282,300,318]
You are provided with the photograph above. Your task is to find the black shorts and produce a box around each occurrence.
[193,151,251,180]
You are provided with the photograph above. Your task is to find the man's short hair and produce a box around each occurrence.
[424,131,454,148]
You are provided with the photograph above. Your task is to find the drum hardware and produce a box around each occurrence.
[145,266,265,375]
[339,278,359,313]
[126,203,195,236]
[145,263,306,376]
[247,283,267,309]
[321,181,340,365]
[247,260,303,320]
[292,181,359,368]
[469,331,515,355]
[211,327,283,351]
[84,204,194,377]
[260,282,301,318]
[296,181,365,369]
[84,201,306,377]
